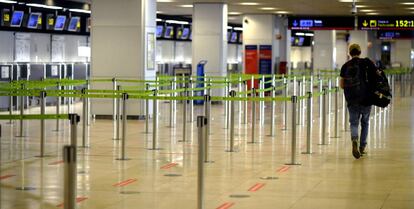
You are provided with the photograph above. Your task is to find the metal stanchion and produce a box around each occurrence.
[173,76,177,125]
[243,82,248,124]
[224,78,229,129]
[149,90,161,150]
[81,89,88,148]
[318,79,323,118]
[297,81,301,125]
[197,116,207,209]
[333,87,339,138]
[112,78,117,140]
[269,86,276,136]
[207,82,212,136]
[115,85,121,140]
[259,76,264,126]
[145,83,150,133]
[117,93,130,160]
[179,88,188,142]
[86,80,91,126]
[63,145,76,209]
[286,96,301,165]
[227,91,236,152]
[189,78,194,122]
[8,79,13,124]
[238,76,242,114]
[55,82,61,131]
[203,95,213,162]
[328,79,332,115]
[39,91,46,157]
[283,77,288,130]
[18,83,25,137]
[249,88,258,144]
[319,88,328,145]
[302,92,313,154]
[169,80,174,128]
[69,114,80,147]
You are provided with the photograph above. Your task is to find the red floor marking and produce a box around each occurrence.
[112,178,137,187]
[216,202,235,209]
[48,160,64,165]
[56,197,88,207]
[248,183,266,192]
[0,174,15,180]
[276,166,290,173]
[160,162,178,170]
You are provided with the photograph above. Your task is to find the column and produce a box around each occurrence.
[91,0,156,117]
[313,30,336,70]
[391,40,412,68]
[192,3,227,96]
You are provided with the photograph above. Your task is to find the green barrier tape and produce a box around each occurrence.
[0,114,69,120]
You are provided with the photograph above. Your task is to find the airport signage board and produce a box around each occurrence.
[359,16,414,30]
[288,16,354,30]
[377,31,414,39]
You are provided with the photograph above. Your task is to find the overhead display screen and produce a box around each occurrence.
[54,15,66,31]
[288,16,355,30]
[68,17,80,32]
[359,16,414,30]
[10,11,24,27]
[27,13,41,29]
[181,28,190,40]
[377,31,414,39]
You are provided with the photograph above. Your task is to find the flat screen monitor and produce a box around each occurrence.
[27,13,41,29]
[176,27,183,39]
[54,15,66,31]
[156,25,163,38]
[181,28,190,39]
[230,32,238,42]
[68,16,80,32]
[10,11,24,27]
[164,26,173,38]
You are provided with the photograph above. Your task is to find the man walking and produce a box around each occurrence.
[339,44,377,159]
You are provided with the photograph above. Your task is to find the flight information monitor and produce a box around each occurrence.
[27,13,41,29]
[164,26,173,38]
[10,11,24,27]
[68,16,80,32]
[288,16,354,30]
[54,15,66,31]
[156,25,163,38]
[181,28,190,40]
[359,16,414,30]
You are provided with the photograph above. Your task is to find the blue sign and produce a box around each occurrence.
[300,20,313,27]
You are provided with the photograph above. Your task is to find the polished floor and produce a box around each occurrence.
[1,85,414,209]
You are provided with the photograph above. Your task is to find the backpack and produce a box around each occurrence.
[342,58,371,105]
[371,70,392,108]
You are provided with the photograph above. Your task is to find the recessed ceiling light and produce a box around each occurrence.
[274,11,290,14]
[260,7,277,10]
[339,0,358,2]
[156,11,163,14]
[179,4,193,8]
[238,2,260,6]
[407,7,414,9]
[360,9,376,12]
[367,12,379,15]
[229,12,242,15]
[0,0,17,3]
[356,5,367,8]
[401,2,414,5]
[157,0,174,2]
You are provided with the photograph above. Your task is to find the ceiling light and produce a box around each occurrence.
[26,3,62,10]
[339,0,358,2]
[295,32,305,36]
[275,11,290,14]
[227,26,233,29]
[360,9,375,12]
[156,18,163,22]
[179,4,193,8]
[0,0,17,3]
[157,0,174,2]
[367,12,379,15]
[165,20,189,25]
[401,2,414,5]
[69,9,91,14]
[229,12,242,15]
[156,11,163,14]
[260,7,277,10]
[356,5,367,8]
[233,27,243,31]
[238,2,260,6]
[305,33,314,37]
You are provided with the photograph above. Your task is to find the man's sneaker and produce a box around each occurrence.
[352,140,361,159]
[359,146,366,156]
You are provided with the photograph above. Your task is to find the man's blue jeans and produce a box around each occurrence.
[348,104,372,148]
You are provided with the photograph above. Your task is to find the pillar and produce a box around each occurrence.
[313,30,336,70]
[192,3,227,96]
[391,40,412,68]
[91,0,156,117]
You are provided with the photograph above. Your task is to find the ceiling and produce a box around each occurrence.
[157,0,414,23]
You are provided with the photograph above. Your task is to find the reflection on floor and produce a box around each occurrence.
[1,90,414,209]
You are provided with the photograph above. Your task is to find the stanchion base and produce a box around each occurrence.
[267,134,275,137]
[285,163,301,166]
[178,140,186,143]
[260,176,279,180]
[15,135,26,138]
[35,155,53,158]
[301,152,314,154]
[204,160,215,163]
[318,143,329,145]
[15,187,36,191]
[112,138,120,140]
[330,136,340,139]
[148,148,163,151]
[247,141,262,144]
[225,149,238,153]
[116,158,131,161]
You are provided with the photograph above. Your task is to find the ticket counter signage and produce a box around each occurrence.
[288,16,354,30]
[359,16,414,30]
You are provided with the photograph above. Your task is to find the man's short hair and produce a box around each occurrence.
[349,43,361,56]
